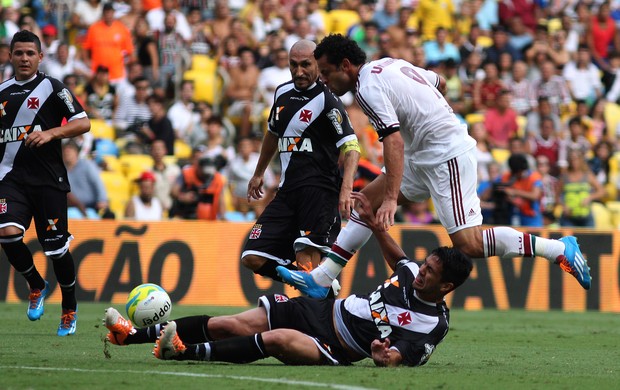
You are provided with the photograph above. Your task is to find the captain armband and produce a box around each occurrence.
[340,139,360,154]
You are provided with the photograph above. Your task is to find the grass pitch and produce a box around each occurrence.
[0,302,618,390]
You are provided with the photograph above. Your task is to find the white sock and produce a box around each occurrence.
[483,227,565,261]
[312,210,372,286]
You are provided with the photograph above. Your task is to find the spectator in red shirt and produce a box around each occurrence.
[483,89,518,149]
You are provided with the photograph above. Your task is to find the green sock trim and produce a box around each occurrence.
[327,252,348,267]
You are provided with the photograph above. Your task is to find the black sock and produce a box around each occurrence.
[127,315,213,345]
[51,252,77,310]
[2,240,45,290]
[175,315,212,343]
[127,322,166,344]
[200,334,269,363]
[255,262,298,283]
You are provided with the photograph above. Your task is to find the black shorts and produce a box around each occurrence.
[242,186,341,265]
[0,181,71,255]
[259,294,352,365]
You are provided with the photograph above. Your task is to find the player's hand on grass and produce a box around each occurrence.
[371,338,391,367]
[247,176,264,201]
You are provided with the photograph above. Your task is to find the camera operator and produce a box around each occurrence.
[493,153,544,227]
[170,147,227,220]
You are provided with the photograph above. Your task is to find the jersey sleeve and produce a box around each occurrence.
[418,68,441,90]
[391,339,438,367]
[355,83,399,141]
[50,77,86,121]
[324,92,357,148]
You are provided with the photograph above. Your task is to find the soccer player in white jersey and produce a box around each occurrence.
[278,34,592,298]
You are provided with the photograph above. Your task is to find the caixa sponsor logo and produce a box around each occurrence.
[0,124,42,143]
[140,300,172,327]
[277,137,313,152]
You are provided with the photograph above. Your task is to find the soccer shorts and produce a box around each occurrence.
[259,294,352,365]
[241,186,341,265]
[0,181,73,256]
[400,149,483,234]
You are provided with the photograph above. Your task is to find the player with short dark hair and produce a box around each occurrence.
[0,30,91,336]
[279,34,591,299]
[240,39,360,292]
[104,192,473,367]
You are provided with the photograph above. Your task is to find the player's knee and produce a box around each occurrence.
[451,228,485,258]
[48,247,69,260]
[0,232,24,246]
[241,255,265,272]
[454,238,484,258]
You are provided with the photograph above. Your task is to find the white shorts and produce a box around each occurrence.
[401,149,483,234]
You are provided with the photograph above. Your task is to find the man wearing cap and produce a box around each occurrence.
[125,171,163,220]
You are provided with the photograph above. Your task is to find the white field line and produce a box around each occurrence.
[0,366,379,390]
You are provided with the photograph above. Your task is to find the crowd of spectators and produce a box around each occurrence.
[6,0,620,228]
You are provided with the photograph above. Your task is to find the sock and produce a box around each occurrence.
[175,315,212,344]
[313,210,372,286]
[51,252,77,310]
[128,323,166,344]
[483,227,565,261]
[255,261,298,283]
[199,334,268,363]
[2,240,45,290]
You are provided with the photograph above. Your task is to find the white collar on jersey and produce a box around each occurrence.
[293,81,317,92]
[14,72,38,85]
[413,290,445,307]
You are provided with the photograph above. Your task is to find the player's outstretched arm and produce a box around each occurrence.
[351,192,406,271]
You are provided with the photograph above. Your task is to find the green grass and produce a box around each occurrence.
[0,303,618,390]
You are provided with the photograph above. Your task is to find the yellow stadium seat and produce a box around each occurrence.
[163,155,178,167]
[327,10,360,35]
[119,154,154,179]
[591,202,614,229]
[89,119,116,140]
[476,36,493,48]
[184,69,225,110]
[604,102,620,141]
[174,139,192,160]
[100,171,131,219]
[189,54,218,73]
[491,148,511,165]
[516,115,527,138]
[465,113,484,125]
[102,155,122,173]
[605,201,620,228]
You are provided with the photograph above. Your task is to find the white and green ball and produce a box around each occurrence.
[125,283,172,328]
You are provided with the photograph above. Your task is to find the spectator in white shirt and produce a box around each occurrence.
[167,80,200,143]
[257,48,291,107]
[562,44,603,104]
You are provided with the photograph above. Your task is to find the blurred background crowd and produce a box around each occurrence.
[7,0,620,228]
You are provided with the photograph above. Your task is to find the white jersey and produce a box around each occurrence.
[355,58,475,166]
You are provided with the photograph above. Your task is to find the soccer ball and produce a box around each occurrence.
[125,283,172,328]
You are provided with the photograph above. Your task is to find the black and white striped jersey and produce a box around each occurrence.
[0,72,87,191]
[267,80,357,193]
[334,260,450,367]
